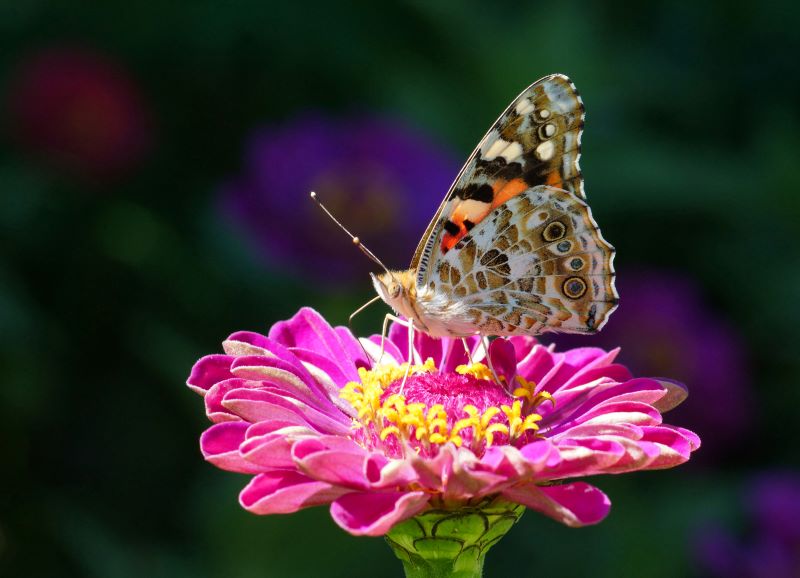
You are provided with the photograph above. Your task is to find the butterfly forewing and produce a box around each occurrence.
[411,74,585,281]
[409,74,617,337]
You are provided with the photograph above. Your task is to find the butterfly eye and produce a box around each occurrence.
[389,283,402,298]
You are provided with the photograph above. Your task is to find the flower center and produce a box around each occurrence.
[340,360,553,458]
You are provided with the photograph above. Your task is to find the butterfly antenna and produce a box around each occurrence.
[309,191,393,276]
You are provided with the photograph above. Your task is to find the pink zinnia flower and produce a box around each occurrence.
[188,308,699,537]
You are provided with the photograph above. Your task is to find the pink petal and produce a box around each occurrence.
[443,448,508,500]
[221,388,350,434]
[204,378,257,422]
[269,308,360,370]
[407,444,456,490]
[515,343,556,383]
[292,436,373,488]
[550,422,644,441]
[541,438,628,479]
[292,435,365,457]
[290,347,354,388]
[240,470,348,514]
[294,448,370,489]
[223,330,272,356]
[387,321,412,362]
[200,422,262,473]
[288,347,359,416]
[330,491,430,536]
[675,426,701,450]
[652,379,689,413]
[187,354,234,395]
[413,331,446,365]
[508,335,538,362]
[240,426,316,469]
[245,419,305,438]
[365,335,404,365]
[542,348,620,393]
[366,455,419,488]
[563,347,616,368]
[543,378,664,431]
[599,437,661,472]
[503,482,611,527]
[634,426,699,468]
[519,439,563,470]
[560,364,633,392]
[481,446,530,479]
[440,335,480,373]
[489,338,517,384]
[577,401,663,427]
[230,335,344,406]
[230,354,337,412]
[333,325,371,370]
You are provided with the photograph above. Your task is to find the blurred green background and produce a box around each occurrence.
[2,1,799,577]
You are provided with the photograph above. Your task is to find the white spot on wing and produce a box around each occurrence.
[501,141,523,162]
[482,137,509,161]
[482,137,523,164]
[535,140,555,161]
[515,98,534,115]
[525,210,549,229]
[457,199,492,221]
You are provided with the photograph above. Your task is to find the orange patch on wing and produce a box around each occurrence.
[440,179,530,253]
[546,171,563,189]
[491,177,528,208]
[441,233,459,252]
[440,202,491,253]
[440,211,468,252]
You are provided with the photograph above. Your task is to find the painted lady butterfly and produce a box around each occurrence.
[369,74,618,339]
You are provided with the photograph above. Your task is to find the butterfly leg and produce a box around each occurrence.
[461,338,475,365]
[380,314,416,394]
[402,321,415,393]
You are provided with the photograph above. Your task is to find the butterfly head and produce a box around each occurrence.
[371,270,417,319]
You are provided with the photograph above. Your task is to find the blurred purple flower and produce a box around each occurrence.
[6,47,152,180]
[549,270,751,456]
[696,472,800,578]
[220,114,458,284]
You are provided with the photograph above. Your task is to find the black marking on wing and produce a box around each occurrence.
[460,183,495,203]
[443,220,460,236]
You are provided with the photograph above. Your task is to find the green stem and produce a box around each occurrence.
[385,498,524,578]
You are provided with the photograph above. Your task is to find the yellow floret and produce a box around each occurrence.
[455,362,495,382]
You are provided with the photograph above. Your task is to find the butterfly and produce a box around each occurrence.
[369,74,618,340]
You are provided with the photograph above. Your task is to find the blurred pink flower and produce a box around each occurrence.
[7,47,152,180]
[188,308,700,536]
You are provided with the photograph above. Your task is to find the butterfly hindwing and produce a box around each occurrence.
[431,186,617,336]
[412,74,585,282]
